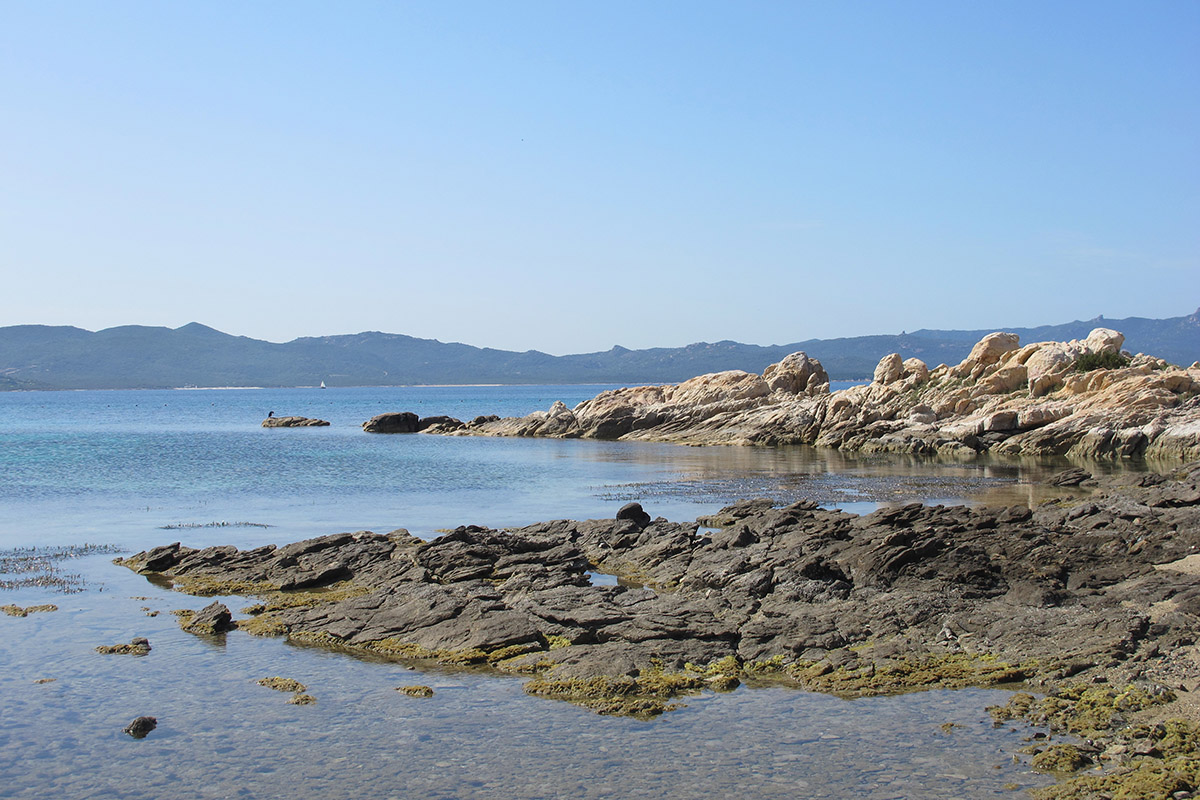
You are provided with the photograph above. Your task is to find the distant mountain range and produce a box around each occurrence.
[1,310,1198,390]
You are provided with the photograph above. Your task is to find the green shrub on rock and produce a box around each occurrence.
[1073,351,1131,372]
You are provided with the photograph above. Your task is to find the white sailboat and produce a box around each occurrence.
[320,381,327,389]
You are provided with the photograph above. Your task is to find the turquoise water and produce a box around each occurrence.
[0,386,1067,798]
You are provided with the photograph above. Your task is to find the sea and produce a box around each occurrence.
[0,385,1101,799]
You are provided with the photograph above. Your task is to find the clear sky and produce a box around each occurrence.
[2,2,1197,354]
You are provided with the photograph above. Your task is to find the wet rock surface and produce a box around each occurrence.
[177,601,234,635]
[1,603,59,617]
[262,416,330,428]
[123,716,157,739]
[96,637,151,655]
[118,464,1200,724]
[362,412,420,433]
[426,327,1200,462]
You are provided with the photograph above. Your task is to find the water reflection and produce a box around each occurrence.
[574,442,1138,512]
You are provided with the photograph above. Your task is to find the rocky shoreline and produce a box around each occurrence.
[118,463,1200,796]
[397,328,1200,463]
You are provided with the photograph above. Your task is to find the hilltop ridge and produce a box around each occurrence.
[0,310,1197,390]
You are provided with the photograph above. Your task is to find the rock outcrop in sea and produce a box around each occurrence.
[116,466,1200,795]
[418,328,1200,461]
[262,416,330,428]
[117,467,1200,712]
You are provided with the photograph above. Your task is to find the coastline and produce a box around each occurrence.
[415,328,1200,464]
[118,463,1200,796]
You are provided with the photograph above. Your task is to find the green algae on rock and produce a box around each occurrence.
[2,604,59,617]
[257,676,307,693]
[1031,720,1200,800]
[1030,744,1091,774]
[754,653,1031,698]
[95,637,151,655]
[988,685,1176,738]
[523,673,701,719]
[396,685,434,698]
[524,659,747,719]
[988,685,1199,799]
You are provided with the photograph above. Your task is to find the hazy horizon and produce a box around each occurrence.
[5,303,1195,357]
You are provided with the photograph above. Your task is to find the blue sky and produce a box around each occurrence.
[2,2,1197,354]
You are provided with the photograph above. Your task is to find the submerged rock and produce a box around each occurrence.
[257,677,307,693]
[95,637,151,655]
[123,716,157,739]
[1,604,58,617]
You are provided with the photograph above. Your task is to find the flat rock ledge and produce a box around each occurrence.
[413,327,1200,462]
[116,465,1199,698]
[262,416,330,428]
[116,467,1200,793]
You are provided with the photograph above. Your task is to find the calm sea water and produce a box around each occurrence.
[0,386,1080,798]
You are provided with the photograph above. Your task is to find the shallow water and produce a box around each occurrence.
[2,557,1053,800]
[0,386,1119,797]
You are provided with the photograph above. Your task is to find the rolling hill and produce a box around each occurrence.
[1,310,1197,390]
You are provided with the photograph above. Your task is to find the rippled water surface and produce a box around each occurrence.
[0,386,1107,798]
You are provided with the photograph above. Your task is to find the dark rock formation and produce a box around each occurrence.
[616,502,651,528]
[117,464,1200,723]
[1047,467,1093,487]
[262,416,330,428]
[362,412,419,433]
[179,601,234,635]
[123,716,157,739]
[416,415,463,432]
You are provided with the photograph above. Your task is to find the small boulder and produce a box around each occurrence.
[963,332,1020,369]
[181,601,234,635]
[901,358,929,383]
[362,412,420,433]
[616,502,652,528]
[1083,327,1125,355]
[873,353,904,385]
[763,352,830,395]
[123,716,157,739]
